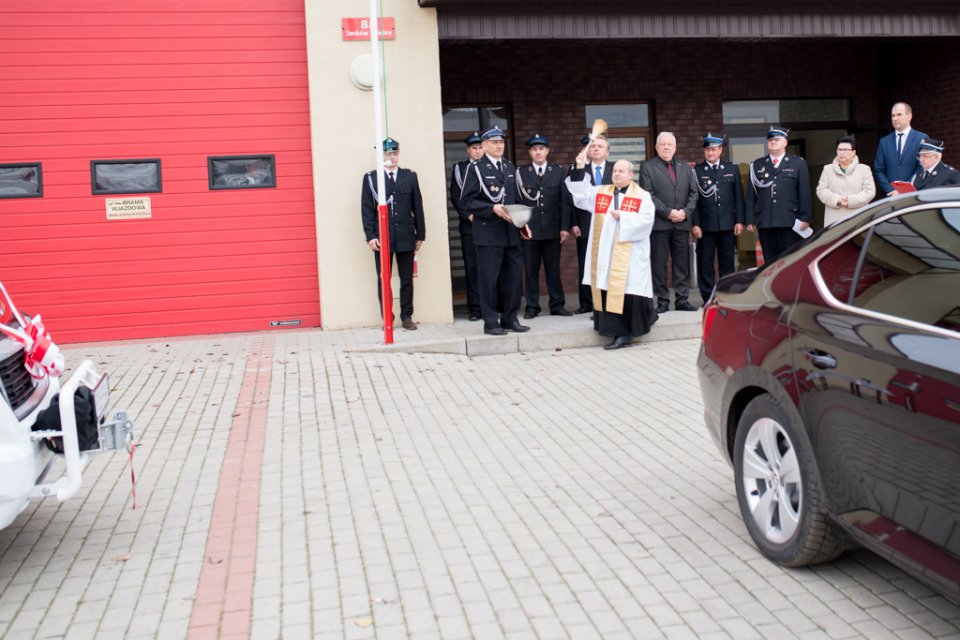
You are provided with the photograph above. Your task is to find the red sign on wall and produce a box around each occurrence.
[342,17,395,41]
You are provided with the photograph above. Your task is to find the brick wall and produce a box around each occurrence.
[441,40,884,296]
[878,41,960,159]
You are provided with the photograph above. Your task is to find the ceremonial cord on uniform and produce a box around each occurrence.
[515,168,541,205]
[472,163,506,203]
[749,161,775,193]
[367,174,394,205]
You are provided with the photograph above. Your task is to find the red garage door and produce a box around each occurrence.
[0,0,319,343]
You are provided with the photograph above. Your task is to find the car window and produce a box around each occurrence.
[817,207,960,332]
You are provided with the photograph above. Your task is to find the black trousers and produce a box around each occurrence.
[522,238,565,314]
[373,250,415,320]
[475,245,522,330]
[575,234,592,310]
[758,227,800,265]
[651,228,691,304]
[696,230,736,301]
[460,232,481,315]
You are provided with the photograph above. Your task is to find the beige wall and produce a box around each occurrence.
[305,1,452,329]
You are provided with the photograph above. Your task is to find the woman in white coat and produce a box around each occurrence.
[816,135,877,226]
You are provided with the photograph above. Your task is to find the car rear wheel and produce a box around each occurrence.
[733,394,843,567]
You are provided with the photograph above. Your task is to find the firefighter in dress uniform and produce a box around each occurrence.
[459,126,531,336]
[450,131,486,320]
[911,138,960,190]
[360,137,426,330]
[745,126,812,264]
[516,133,572,318]
[692,132,745,302]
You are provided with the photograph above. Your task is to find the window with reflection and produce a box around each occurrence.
[0,163,43,198]
[723,99,850,124]
[208,155,276,189]
[91,159,161,195]
[817,208,960,331]
[442,106,509,134]
[585,103,652,163]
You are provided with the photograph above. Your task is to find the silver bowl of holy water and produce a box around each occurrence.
[504,204,532,228]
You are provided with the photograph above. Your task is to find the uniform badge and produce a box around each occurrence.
[707,179,713,185]
[491,185,500,192]
[933,171,938,176]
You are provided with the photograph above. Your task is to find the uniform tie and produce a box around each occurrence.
[772,157,780,168]
[594,165,602,185]
[537,166,543,177]
[897,132,904,156]
[387,171,396,186]
[496,161,502,173]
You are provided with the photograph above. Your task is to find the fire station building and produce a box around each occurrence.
[1,0,957,342]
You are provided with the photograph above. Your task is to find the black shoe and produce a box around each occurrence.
[468,313,482,322]
[575,306,593,314]
[503,322,531,333]
[675,300,699,312]
[551,309,573,316]
[523,310,539,319]
[484,327,508,336]
[656,301,669,313]
[604,335,631,350]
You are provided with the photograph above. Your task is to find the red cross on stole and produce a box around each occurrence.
[595,193,613,213]
[619,197,641,213]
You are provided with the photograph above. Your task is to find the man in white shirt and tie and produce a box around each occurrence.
[875,102,927,197]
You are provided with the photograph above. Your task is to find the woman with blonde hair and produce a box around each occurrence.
[816,134,876,226]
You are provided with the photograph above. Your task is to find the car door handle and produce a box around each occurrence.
[802,349,837,370]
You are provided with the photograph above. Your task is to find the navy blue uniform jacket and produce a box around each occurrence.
[746,154,812,228]
[912,162,960,190]
[515,163,570,240]
[361,168,426,253]
[449,159,474,235]
[459,156,521,247]
[692,160,745,231]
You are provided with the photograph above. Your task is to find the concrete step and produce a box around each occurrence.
[353,307,702,356]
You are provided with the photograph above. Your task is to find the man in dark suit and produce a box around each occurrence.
[360,137,425,330]
[459,126,530,336]
[565,134,613,314]
[912,138,960,190]
[875,102,927,197]
[516,133,572,318]
[745,126,812,264]
[450,131,485,321]
[639,132,699,312]
[692,133,744,303]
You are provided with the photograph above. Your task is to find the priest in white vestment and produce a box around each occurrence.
[565,156,659,350]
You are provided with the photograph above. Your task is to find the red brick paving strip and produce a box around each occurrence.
[188,336,273,639]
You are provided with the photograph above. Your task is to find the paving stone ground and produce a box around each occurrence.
[0,329,958,639]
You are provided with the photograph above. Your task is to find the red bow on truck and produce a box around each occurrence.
[0,282,64,379]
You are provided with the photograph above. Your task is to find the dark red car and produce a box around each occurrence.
[698,188,960,599]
